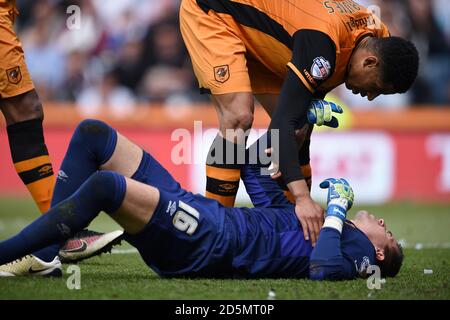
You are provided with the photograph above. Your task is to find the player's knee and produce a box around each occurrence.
[84,171,126,214]
[236,111,254,130]
[76,119,110,138]
[72,119,110,148]
[222,111,254,131]
[84,171,115,198]
[217,93,254,131]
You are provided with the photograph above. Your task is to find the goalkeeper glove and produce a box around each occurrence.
[319,178,354,232]
[307,100,343,128]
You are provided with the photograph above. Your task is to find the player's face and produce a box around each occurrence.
[345,56,395,101]
[353,210,396,250]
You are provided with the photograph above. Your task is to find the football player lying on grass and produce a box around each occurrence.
[0,119,403,280]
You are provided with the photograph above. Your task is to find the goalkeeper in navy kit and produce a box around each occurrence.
[0,119,403,280]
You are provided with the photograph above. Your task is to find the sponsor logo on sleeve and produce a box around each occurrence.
[311,57,331,80]
[302,68,318,87]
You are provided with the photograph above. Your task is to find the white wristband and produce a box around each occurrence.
[328,198,349,211]
[323,216,344,233]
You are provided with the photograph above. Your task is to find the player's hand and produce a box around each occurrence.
[307,100,343,128]
[265,148,282,179]
[319,178,354,221]
[295,197,325,246]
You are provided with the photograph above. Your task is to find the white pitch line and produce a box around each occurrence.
[398,238,450,249]
[111,248,139,254]
[403,243,450,249]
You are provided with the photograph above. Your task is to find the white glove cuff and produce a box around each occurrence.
[329,198,349,211]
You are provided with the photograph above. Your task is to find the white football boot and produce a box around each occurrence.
[0,255,62,277]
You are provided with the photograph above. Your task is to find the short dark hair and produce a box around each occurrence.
[377,241,404,278]
[372,37,419,93]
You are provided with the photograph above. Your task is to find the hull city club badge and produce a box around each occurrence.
[214,65,230,83]
[6,66,22,84]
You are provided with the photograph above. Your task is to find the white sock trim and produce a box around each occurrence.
[323,216,344,233]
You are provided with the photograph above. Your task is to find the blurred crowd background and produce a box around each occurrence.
[14,0,450,117]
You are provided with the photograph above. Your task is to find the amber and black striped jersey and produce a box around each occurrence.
[196,0,390,184]
[196,0,389,95]
[0,0,17,14]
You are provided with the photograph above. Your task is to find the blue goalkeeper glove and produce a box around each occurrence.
[307,100,343,128]
[319,178,354,223]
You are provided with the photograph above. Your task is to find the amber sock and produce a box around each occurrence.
[7,119,55,213]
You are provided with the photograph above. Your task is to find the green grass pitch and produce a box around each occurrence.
[0,198,449,300]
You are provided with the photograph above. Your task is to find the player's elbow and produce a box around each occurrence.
[309,261,347,281]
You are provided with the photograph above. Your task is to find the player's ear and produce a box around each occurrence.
[375,247,385,261]
[363,55,379,68]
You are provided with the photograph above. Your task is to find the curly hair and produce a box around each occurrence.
[372,36,419,93]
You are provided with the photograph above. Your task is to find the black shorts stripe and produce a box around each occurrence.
[206,162,242,169]
[196,0,292,49]
[18,163,54,185]
[206,177,240,196]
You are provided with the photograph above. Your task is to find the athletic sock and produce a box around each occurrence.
[205,134,244,207]
[7,119,55,213]
[32,119,118,262]
[51,119,118,206]
[0,171,126,265]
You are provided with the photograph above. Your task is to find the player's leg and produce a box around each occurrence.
[180,0,254,206]
[110,177,159,235]
[206,93,254,206]
[0,8,53,213]
[51,119,140,205]
[39,119,182,263]
[40,118,178,204]
[0,9,121,270]
[47,119,144,263]
[0,171,159,270]
[0,120,133,273]
[52,120,138,263]
[1,90,54,214]
[241,131,292,208]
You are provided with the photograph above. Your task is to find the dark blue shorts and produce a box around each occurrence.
[123,152,236,277]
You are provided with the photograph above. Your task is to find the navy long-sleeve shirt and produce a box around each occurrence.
[241,136,376,280]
